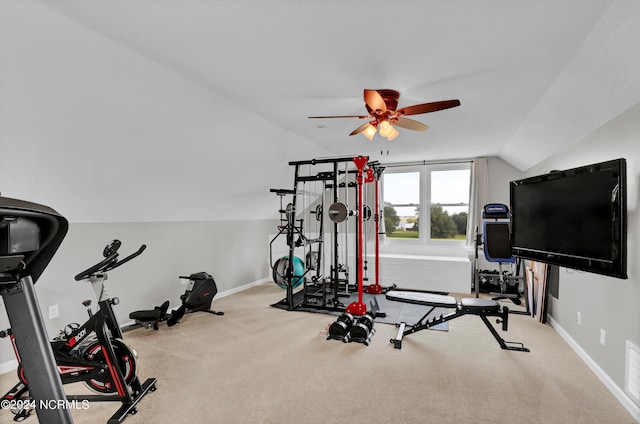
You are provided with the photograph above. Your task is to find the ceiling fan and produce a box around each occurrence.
[309,89,460,140]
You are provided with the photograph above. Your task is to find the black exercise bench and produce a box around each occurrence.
[386,290,529,352]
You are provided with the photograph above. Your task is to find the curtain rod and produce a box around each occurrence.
[381,158,475,168]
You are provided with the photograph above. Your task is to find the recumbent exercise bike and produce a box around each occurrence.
[0,240,157,423]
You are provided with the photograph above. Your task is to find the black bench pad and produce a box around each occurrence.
[129,310,163,321]
[460,297,500,311]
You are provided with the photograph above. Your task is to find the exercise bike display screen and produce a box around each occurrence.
[510,158,627,279]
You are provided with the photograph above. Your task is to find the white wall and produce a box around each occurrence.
[526,102,640,415]
[0,0,329,224]
[487,156,524,206]
[0,0,326,370]
[0,219,276,369]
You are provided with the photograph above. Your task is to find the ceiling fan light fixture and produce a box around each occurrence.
[363,124,377,140]
[308,89,460,140]
[378,120,393,137]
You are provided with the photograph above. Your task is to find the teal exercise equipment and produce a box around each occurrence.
[272,256,305,289]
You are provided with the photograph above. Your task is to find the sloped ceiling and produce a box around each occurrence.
[1,0,639,223]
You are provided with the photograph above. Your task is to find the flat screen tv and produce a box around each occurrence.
[510,158,627,279]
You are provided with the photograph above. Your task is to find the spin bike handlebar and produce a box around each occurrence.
[74,241,146,281]
[74,251,119,281]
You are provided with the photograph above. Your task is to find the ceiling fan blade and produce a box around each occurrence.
[394,117,429,132]
[396,99,461,116]
[364,89,387,112]
[349,122,373,136]
[308,115,369,119]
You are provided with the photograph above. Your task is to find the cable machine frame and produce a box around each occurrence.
[269,156,385,313]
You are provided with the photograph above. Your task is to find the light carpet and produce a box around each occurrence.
[0,283,636,423]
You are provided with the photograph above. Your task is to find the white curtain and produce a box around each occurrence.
[466,157,488,247]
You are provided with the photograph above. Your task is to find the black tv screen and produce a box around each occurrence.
[510,158,627,279]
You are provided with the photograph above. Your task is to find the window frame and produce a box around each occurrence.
[382,166,422,239]
[382,161,471,246]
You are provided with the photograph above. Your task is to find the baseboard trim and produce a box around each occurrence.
[0,358,17,375]
[548,315,640,422]
[0,277,272,375]
[217,277,271,299]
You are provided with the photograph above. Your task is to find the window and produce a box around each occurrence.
[383,162,470,243]
[382,171,421,238]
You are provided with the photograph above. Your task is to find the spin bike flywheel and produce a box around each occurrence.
[83,338,138,393]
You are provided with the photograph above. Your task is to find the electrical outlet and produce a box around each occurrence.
[48,304,59,319]
[577,311,581,325]
[600,329,606,346]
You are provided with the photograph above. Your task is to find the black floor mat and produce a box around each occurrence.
[271,287,449,331]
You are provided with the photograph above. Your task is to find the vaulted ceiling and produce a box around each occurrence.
[1,0,639,223]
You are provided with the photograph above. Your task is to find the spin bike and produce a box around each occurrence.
[0,240,157,423]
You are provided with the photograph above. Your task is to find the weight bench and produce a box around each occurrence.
[386,290,529,352]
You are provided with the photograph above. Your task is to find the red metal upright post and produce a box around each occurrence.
[365,168,383,294]
[346,155,369,315]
